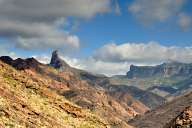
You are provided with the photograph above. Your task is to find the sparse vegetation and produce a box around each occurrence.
[0,61,108,128]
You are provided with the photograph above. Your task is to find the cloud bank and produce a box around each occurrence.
[0,0,112,50]
[93,42,192,64]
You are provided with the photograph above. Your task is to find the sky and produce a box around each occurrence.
[0,0,192,76]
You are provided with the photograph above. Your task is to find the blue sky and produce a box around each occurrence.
[0,0,192,75]
[75,0,192,56]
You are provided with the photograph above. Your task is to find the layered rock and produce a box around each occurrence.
[127,62,192,78]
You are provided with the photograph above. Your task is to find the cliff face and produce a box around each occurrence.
[127,62,192,78]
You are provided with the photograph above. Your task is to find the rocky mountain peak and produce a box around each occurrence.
[51,50,59,60]
[50,50,70,70]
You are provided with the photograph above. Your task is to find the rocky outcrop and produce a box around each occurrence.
[12,58,40,70]
[127,62,192,78]
[50,50,70,71]
[169,106,192,128]
[0,56,40,71]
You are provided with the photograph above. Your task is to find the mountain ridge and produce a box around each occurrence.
[127,62,192,78]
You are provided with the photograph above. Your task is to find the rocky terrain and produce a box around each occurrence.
[0,60,108,128]
[169,106,192,128]
[0,51,191,128]
[129,92,192,128]
[109,62,192,104]
[0,51,149,128]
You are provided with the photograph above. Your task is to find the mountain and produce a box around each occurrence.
[0,51,149,128]
[47,51,165,109]
[0,60,107,128]
[1,51,191,127]
[109,62,192,103]
[128,92,192,128]
[100,84,165,109]
[50,50,70,71]
[0,56,41,71]
[127,61,192,79]
[48,51,149,127]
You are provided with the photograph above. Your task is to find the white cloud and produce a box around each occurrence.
[93,41,192,64]
[0,0,112,50]
[32,55,51,64]
[0,20,79,50]
[128,0,186,24]
[76,58,130,76]
[57,56,158,76]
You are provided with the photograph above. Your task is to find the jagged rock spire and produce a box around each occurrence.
[50,50,70,70]
[50,50,59,65]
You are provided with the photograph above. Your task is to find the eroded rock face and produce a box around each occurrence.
[50,50,70,71]
[127,62,192,78]
[171,106,192,128]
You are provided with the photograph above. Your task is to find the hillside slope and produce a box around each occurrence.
[129,92,192,128]
[0,61,108,128]
[0,52,147,128]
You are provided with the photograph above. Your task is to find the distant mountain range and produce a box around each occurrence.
[110,62,192,103]
[127,62,192,78]
[0,50,191,128]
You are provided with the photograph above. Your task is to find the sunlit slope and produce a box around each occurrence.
[0,61,108,128]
